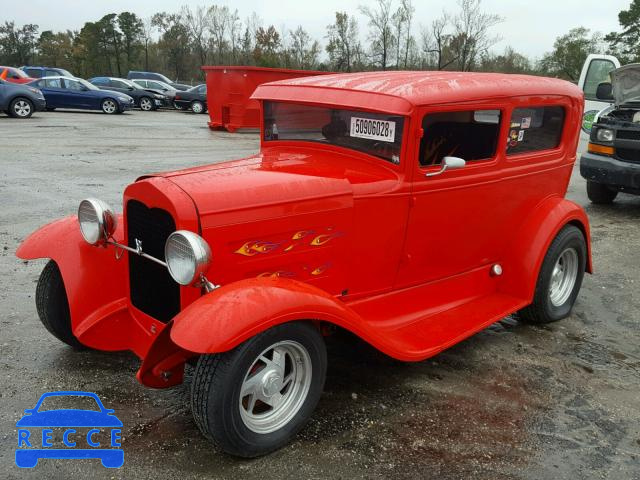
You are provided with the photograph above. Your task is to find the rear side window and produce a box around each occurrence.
[111,80,128,88]
[46,69,59,77]
[92,78,108,85]
[25,68,41,78]
[506,107,565,155]
[419,110,501,166]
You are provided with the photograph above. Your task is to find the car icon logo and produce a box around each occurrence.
[15,391,123,468]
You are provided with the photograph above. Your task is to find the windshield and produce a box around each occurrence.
[77,78,99,91]
[263,101,405,164]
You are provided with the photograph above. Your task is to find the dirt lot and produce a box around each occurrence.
[0,109,638,480]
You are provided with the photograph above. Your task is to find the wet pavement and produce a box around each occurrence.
[0,109,638,479]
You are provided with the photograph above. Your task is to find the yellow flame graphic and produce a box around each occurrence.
[310,232,341,246]
[235,241,279,256]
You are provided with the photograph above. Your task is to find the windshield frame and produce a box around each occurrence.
[261,100,407,165]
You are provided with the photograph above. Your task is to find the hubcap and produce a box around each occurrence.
[140,98,152,110]
[549,248,579,307]
[14,100,31,117]
[103,100,116,113]
[239,340,312,434]
[192,102,203,113]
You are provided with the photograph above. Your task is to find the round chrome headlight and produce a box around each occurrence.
[78,198,117,245]
[165,230,212,286]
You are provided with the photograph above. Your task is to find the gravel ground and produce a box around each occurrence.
[0,109,638,480]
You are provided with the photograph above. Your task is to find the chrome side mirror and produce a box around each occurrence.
[425,156,466,177]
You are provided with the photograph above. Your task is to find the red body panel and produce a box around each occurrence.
[202,66,328,132]
[17,71,592,387]
[1,67,34,84]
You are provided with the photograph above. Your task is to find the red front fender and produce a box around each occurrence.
[16,215,147,354]
[170,277,373,354]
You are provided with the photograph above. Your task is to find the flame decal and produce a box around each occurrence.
[292,230,314,240]
[258,271,295,278]
[235,241,280,256]
[311,263,331,276]
[310,232,342,246]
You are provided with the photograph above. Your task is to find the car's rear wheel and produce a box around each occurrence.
[586,180,617,204]
[191,322,326,457]
[101,98,118,114]
[9,97,34,118]
[36,260,85,349]
[139,96,154,111]
[191,100,205,114]
[520,225,586,324]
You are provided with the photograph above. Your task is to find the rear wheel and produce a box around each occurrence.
[139,96,154,111]
[36,260,85,349]
[101,98,118,114]
[191,322,326,457]
[191,100,205,114]
[9,97,34,118]
[586,180,617,204]
[520,225,586,324]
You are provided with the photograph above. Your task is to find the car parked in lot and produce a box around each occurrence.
[17,71,590,458]
[174,84,207,113]
[0,78,46,118]
[130,79,178,106]
[21,66,74,79]
[580,63,640,202]
[127,70,191,91]
[1,66,35,84]
[89,77,166,111]
[29,76,134,114]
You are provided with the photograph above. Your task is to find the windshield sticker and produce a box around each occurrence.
[350,117,396,142]
[521,117,531,129]
[518,130,525,142]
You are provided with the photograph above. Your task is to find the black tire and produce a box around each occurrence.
[191,100,205,114]
[173,102,184,110]
[8,97,34,118]
[586,180,617,204]
[36,260,85,349]
[45,107,56,112]
[101,98,119,114]
[520,225,586,324]
[139,96,154,111]
[191,321,326,457]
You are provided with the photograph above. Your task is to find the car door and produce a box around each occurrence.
[396,104,508,288]
[39,78,65,108]
[61,78,90,109]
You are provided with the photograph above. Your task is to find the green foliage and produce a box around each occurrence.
[605,0,640,63]
[539,27,604,81]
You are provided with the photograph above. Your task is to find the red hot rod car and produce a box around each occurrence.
[17,71,590,457]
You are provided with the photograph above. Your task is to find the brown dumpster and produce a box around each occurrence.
[202,66,327,132]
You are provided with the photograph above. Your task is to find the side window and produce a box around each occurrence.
[46,69,60,77]
[506,107,565,155]
[63,79,83,91]
[25,68,41,78]
[198,85,206,94]
[8,70,21,79]
[92,78,107,86]
[110,80,127,88]
[583,59,616,101]
[44,78,62,88]
[419,110,501,166]
[148,81,161,89]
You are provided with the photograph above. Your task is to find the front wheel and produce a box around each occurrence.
[139,96,154,111]
[101,98,118,114]
[36,260,85,349]
[191,100,205,114]
[586,180,617,204]
[9,97,34,118]
[191,322,326,457]
[520,225,586,324]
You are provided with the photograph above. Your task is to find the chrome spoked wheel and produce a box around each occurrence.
[13,99,32,117]
[549,247,579,307]
[102,99,117,114]
[191,101,204,113]
[139,97,153,111]
[239,340,312,434]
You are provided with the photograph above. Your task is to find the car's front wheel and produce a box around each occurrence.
[9,97,34,118]
[139,96,154,111]
[586,180,618,204]
[101,98,118,114]
[36,260,85,349]
[191,100,205,114]
[519,224,586,324]
[191,322,326,457]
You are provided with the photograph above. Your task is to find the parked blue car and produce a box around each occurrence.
[0,78,46,118]
[21,66,74,79]
[29,76,134,114]
[15,391,124,468]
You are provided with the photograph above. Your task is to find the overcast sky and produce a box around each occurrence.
[3,0,630,60]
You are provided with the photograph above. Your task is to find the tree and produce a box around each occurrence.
[253,25,281,67]
[605,0,640,63]
[289,26,320,69]
[0,21,38,65]
[421,13,457,70]
[326,12,359,71]
[37,30,74,69]
[208,5,231,64]
[141,18,154,71]
[540,27,605,81]
[450,0,502,71]
[359,0,394,70]
[118,12,143,72]
[97,14,123,76]
[152,12,190,80]
[479,47,532,73]
[182,6,209,70]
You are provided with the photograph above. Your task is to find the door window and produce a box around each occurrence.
[147,81,163,89]
[419,110,501,166]
[110,79,128,89]
[25,68,41,78]
[44,78,62,88]
[63,79,84,91]
[583,59,616,101]
[92,78,108,86]
[46,69,60,77]
[506,107,565,155]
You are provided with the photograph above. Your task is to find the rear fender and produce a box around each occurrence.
[500,196,592,301]
[16,215,141,352]
[170,277,370,354]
